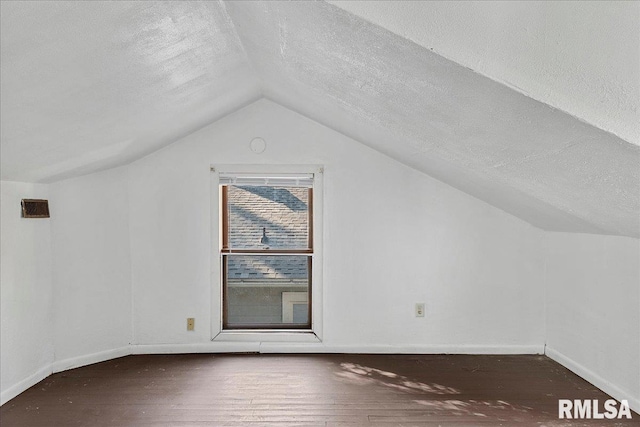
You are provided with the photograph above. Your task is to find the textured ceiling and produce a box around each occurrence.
[1,1,638,237]
[0,1,260,181]
[327,1,640,146]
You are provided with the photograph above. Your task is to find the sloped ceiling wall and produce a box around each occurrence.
[1,1,638,237]
[327,1,639,146]
[0,1,260,182]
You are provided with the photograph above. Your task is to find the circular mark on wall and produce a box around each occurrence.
[250,137,266,154]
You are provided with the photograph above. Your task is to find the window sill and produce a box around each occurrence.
[212,330,321,343]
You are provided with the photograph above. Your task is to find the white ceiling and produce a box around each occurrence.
[0,1,260,181]
[1,1,638,237]
[327,1,640,146]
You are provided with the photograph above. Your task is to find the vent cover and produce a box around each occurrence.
[21,199,50,218]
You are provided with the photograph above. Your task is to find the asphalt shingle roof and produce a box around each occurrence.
[227,255,308,280]
[228,185,308,249]
[227,186,309,280]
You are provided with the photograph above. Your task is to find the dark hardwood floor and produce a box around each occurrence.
[1,354,637,426]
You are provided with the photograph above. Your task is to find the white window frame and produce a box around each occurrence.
[282,292,309,323]
[210,164,323,343]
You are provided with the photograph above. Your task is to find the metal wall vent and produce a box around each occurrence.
[21,199,50,218]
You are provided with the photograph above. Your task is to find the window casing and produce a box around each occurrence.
[219,174,315,331]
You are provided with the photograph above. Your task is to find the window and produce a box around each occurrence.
[219,172,315,331]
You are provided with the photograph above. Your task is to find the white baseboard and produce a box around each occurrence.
[1,364,52,406]
[545,346,640,414]
[130,342,260,354]
[51,346,131,373]
[2,346,132,407]
[128,342,543,355]
[258,343,545,354]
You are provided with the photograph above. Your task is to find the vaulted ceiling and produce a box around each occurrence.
[1,1,638,237]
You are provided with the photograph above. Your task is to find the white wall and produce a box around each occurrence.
[0,181,54,404]
[544,232,640,411]
[49,167,132,363]
[129,99,545,351]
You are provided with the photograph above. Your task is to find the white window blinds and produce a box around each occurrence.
[219,173,314,188]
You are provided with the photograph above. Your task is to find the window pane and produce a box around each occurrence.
[227,186,310,250]
[292,304,308,323]
[224,255,310,328]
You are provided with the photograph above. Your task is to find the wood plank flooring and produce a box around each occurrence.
[1,354,637,426]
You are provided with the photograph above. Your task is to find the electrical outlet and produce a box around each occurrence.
[187,318,195,331]
[415,303,425,317]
